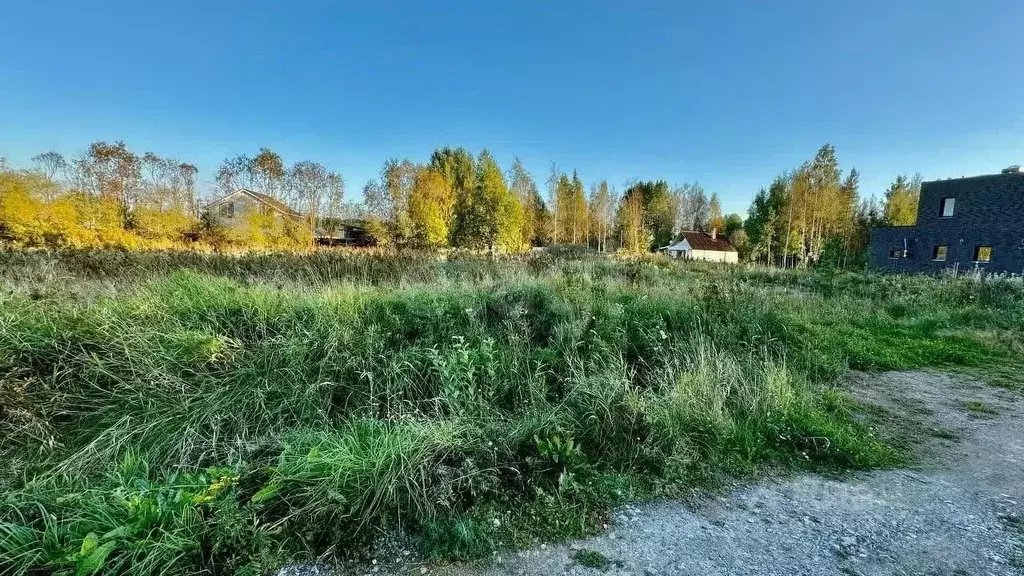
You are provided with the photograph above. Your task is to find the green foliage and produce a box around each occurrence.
[430,147,477,248]
[621,180,673,249]
[1,251,1021,574]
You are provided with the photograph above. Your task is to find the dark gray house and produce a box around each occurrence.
[869,166,1024,274]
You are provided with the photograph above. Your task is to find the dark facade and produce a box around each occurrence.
[869,170,1024,274]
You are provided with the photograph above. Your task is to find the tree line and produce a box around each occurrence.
[357,147,742,253]
[0,142,350,249]
[743,144,921,267]
[1,141,921,264]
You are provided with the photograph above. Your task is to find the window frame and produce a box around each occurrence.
[932,245,948,261]
[939,197,955,218]
[973,245,992,263]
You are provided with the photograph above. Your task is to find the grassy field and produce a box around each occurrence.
[1,249,1022,575]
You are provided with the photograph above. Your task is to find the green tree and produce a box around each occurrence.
[744,176,787,265]
[723,213,743,237]
[362,158,416,246]
[622,180,673,249]
[474,150,521,251]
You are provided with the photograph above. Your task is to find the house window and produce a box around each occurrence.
[973,245,992,263]
[219,202,235,218]
[939,197,955,217]
[932,245,948,261]
[888,248,904,259]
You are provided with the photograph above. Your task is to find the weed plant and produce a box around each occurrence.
[1,249,1022,574]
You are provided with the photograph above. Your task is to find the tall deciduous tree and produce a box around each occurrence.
[568,170,587,244]
[363,158,416,247]
[708,192,725,232]
[883,174,921,226]
[30,151,67,201]
[429,147,476,247]
[32,151,67,183]
[214,148,288,201]
[288,160,345,243]
[215,154,255,195]
[745,175,788,266]
[252,148,287,201]
[546,164,560,244]
[408,167,453,248]
[509,158,545,247]
[474,150,523,251]
[616,190,648,253]
[74,141,142,210]
[688,182,712,229]
[622,180,673,249]
[588,180,613,252]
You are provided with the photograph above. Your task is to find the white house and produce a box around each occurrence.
[661,230,738,263]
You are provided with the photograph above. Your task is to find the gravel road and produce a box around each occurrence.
[284,370,1024,576]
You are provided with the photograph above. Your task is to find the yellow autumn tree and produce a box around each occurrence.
[0,172,46,245]
[133,207,194,244]
[408,167,453,248]
[495,190,526,252]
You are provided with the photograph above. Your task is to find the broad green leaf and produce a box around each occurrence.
[76,541,116,576]
[250,484,279,503]
[79,532,99,557]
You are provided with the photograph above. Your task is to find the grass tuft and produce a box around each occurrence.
[0,250,1021,574]
[572,548,610,569]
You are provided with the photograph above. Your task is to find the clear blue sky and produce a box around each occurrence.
[2,0,1022,214]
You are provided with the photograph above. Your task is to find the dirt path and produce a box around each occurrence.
[286,371,1024,576]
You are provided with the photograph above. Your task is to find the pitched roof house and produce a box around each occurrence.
[203,189,372,245]
[205,189,304,225]
[661,230,738,263]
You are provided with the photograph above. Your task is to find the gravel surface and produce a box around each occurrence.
[281,370,1024,576]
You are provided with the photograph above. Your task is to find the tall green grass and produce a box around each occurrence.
[1,250,1022,574]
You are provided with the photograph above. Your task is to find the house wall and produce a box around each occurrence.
[869,172,1024,274]
[207,194,286,230]
[689,249,738,263]
[666,239,691,258]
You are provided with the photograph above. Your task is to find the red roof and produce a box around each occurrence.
[680,230,735,252]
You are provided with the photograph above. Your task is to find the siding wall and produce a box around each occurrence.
[869,172,1024,274]
[689,249,739,263]
[208,194,290,230]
